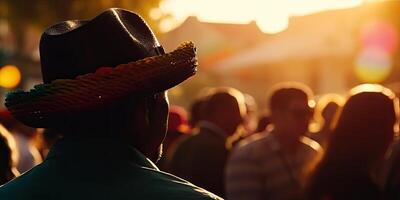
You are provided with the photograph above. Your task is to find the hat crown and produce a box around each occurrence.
[40,8,162,83]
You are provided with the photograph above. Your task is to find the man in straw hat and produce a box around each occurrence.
[0,8,221,200]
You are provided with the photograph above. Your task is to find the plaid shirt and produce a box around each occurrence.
[225,132,321,200]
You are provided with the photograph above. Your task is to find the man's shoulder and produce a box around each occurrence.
[0,163,49,199]
[141,168,223,199]
[236,132,274,151]
[230,132,273,160]
[0,162,222,200]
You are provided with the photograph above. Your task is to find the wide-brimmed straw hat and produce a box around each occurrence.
[5,8,198,128]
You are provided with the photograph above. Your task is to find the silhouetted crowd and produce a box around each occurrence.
[1,82,399,199]
[157,83,400,200]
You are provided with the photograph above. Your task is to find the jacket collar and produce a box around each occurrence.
[46,137,158,170]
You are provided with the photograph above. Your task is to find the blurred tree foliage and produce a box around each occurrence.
[0,0,164,55]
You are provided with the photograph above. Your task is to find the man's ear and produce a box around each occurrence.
[128,92,169,160]
[121,96,148,149]
[147,92,169,140]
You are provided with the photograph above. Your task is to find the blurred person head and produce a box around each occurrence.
[188,87,215,127]
[314,94,345,131]
[164,105,190,148]
[0,124,19,184]
[305,84,398,199]
[327,84,398,169]
[168,106,190,134]
[255,112,271,133]
[189,98,207,128]
[269,82,314,141]
[4,8,198,163]
[203,87,247,136]
[243,93,258,134]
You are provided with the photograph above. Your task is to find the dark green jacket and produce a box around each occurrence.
[169,123,228,197]
[0,138,222,200]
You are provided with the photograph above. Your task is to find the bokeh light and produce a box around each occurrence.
[0,65,21,89]
[355,48,392,83]
[355,20,399,83]
[361,20,399,53]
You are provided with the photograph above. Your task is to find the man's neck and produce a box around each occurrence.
[198,121,228,139]
[272,130,301,153]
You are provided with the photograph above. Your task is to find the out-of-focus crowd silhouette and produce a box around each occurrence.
[1,81,399,199]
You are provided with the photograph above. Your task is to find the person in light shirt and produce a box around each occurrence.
[226,82,321,200]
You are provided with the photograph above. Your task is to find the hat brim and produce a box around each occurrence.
[5,42,197,128]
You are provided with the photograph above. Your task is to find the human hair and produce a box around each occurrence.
[269,82,314,115]
[327,85,397,167]
[203,87,247,119]
[305,84,398,199]
[313,94,345,130]
[189,98,207,127]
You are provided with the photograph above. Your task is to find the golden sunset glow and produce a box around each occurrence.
[157,0,365,33]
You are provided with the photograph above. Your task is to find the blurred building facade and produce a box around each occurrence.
[161,1,400,108]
